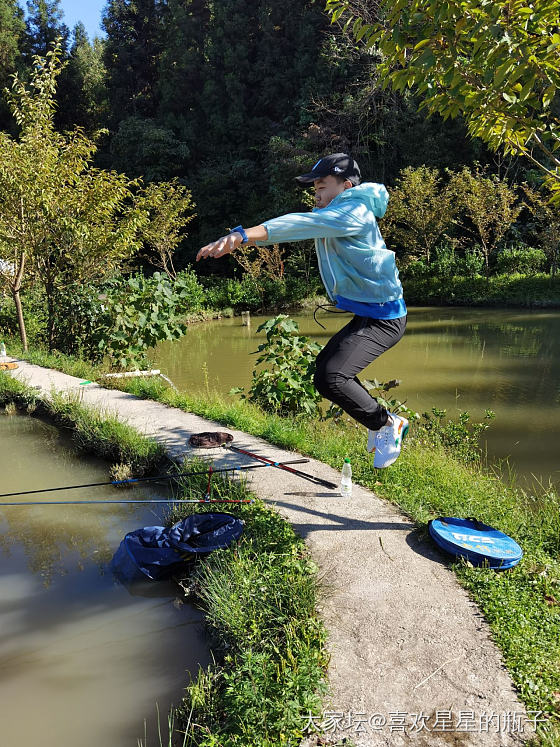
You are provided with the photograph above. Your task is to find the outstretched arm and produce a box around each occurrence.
[196,225,268,262]
[196,201,366,261]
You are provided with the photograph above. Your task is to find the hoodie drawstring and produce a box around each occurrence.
[313,303,348,330]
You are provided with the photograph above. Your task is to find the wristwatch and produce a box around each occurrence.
[230,225,249,244]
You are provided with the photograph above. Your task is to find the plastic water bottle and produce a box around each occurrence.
[0,341,6,360]
[340,458,352,497]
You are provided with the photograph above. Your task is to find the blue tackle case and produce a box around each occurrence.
[428,517,522,569]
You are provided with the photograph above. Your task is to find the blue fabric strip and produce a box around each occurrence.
[334,295,407,320]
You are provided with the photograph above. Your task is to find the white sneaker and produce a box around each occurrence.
[371,413,409,468]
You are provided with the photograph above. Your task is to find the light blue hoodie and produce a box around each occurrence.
[254,182,406,319]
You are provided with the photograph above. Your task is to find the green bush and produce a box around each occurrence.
[284,273,322,303]
[496,245,547,275]
[399,258,430,280]
[202,275,261,311]
[200,272,320,314]
[457,246,485,278]
[174,266,207,314]
[410,243,485,281]
[97,272,191,369]
[231,315,323,416]
[0,285,48,343]
[417,407,496,464]
[260,277,288,309]
[48,270,204,368]
[431,243,459,280]
[50,283,109,359]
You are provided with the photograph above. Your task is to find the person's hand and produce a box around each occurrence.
[196,232,242,262]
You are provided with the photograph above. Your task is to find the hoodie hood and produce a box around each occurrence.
[330,181,389,219]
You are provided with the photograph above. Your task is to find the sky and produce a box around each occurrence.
[58,0,107,41]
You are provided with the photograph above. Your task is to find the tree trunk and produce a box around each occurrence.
[12,287,28,352]
[46,280,55,351]
[12,252,27,351]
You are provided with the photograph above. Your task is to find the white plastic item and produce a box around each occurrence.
[340,458,352,497]
[0,341,6,359]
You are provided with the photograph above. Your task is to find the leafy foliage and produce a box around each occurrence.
[231,314,323,416]
[496,245,547,275]
[0,42,199,354]
[0,43,147,348]
[450,166,522,273]
[523,184,560,276]
[136,178,196,279]
[326,0,560,198]
[382,165,457,263]
[417,407,496,464]
[97,271,202,369]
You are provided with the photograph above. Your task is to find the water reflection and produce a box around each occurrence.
[152,307,560,490]
[0,414,210,747]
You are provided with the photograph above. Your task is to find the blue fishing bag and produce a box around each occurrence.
[111,512,244,585]
[428,517,522,569]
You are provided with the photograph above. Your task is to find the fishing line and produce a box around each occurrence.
[0,458,309,500]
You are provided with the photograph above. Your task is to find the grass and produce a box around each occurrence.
[0,371,164,473]
[0,371,330,747]
[3,335,104,380]
[102,375,560,745]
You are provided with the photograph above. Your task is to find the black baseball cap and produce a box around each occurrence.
[295,153,361,186]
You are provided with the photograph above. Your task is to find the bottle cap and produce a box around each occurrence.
[344,457,351,463]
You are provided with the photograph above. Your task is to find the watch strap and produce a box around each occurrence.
[230,225,249,244]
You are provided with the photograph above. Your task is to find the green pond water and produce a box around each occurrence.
[152,306,560,491]
[0,414,209,747]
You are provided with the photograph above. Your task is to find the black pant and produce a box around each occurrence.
[313,315,407,431]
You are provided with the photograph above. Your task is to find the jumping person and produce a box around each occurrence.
[196,153,408,467]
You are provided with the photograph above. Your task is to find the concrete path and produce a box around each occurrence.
[8,360,533,746]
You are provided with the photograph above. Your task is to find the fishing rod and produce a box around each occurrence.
[0,498,254,507]
[0,458,309,500]
[224,444,338,490]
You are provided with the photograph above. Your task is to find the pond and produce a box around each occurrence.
[152,306,560,492]
[0,413,210,747]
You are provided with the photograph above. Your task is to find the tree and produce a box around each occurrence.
[450,167,522,273]
[136,179,196,279]
[325,0,560,199]
[24,0,69,57]
[0,0,25,80]
[108,115,190,181]
[0,0,25,130]
[102,0,164,124]
[0,43,150,349]
[381,165,456,263]
[523,185,560,276]
[56,23,108,133]
[157,0,210,146]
